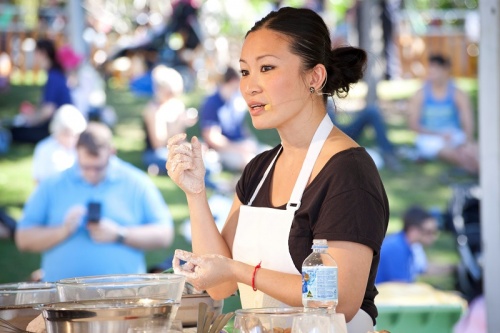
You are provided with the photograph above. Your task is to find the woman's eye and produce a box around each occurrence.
[240,70,249,77]
[261,65,274,72]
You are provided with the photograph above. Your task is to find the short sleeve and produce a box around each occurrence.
[315,188,388,253]
[18,182,51,229]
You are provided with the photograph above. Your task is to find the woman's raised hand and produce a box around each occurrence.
[166,133,205,195]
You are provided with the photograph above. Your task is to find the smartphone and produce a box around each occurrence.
[87,202,101,224]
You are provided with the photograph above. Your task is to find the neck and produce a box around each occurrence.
[431,78,449,89]
[279,110,327,153]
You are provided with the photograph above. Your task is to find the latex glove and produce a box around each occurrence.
[87,218,123,243]
[166,134,205,195]
[172,249,233,291]
[63,205,85,237]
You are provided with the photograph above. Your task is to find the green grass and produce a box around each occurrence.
[0,79,478,291]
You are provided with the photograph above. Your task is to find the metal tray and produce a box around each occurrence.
[177,293,223,327]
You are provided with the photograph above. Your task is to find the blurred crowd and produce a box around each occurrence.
[0,1,483,331]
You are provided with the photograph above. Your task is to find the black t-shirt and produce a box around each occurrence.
[236,145,389,324]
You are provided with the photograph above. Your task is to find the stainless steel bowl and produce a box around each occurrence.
[176,293,223,327]
[37,298,179,333]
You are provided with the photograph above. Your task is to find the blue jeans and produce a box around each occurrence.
[329,105,394,154]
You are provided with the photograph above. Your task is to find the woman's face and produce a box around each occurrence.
[239,29,310,130]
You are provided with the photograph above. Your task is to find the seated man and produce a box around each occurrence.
[200,67,268,172]
[376,205,439,284]
[15,122,174,282]
[408,54,479,174]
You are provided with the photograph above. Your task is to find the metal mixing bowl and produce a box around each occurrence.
[37,298,179,333]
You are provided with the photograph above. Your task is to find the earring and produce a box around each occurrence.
[309,87,315,94]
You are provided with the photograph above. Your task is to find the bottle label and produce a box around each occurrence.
[302,266,338,302]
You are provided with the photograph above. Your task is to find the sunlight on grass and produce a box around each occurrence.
[10,69,46,86]
[0,154,35,219]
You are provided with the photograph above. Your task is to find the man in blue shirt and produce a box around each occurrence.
[15,122,175,282]
[376,206,438,284]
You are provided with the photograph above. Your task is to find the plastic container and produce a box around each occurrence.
[56,273,185,304]
[0,282,57,329]
[233,307,326,332]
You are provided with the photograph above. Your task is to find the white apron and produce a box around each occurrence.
[232,114,374,333]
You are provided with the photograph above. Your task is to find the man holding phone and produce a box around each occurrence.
[15,122,175,282]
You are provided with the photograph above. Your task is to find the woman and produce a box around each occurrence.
[10,39,73,144]
[168,7,389,332]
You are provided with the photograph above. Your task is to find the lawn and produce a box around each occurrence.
[0,78,478,292]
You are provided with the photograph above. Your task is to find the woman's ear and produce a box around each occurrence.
[309,64,327,91]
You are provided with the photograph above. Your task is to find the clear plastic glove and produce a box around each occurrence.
[166,134,205,194]
[87,218,123,243]
[172,249,233,291]
[63,205,85,238]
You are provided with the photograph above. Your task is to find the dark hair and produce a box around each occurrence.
[36,39,64,72]
[76,122,113,156]
[223,66,240,84]
[246,7,367,100]
[402,206,433,232]
[428,54,451,68]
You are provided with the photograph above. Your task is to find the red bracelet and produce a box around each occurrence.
[252,261,262,291]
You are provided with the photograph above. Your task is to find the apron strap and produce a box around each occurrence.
[287,114,333,210]
[247,146,283,206]
[248,114,334,210]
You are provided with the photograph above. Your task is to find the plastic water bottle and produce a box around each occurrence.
[302,239,338,312]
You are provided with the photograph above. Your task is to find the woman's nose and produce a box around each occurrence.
[242,77,261,96]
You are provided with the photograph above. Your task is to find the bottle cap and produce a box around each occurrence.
[312,239,328,249]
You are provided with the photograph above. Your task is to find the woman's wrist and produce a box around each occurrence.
[185,188,207,201]
[230,260,254,287]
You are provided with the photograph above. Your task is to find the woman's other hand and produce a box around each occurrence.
[166,134,205,195]
[172,249,233,291]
